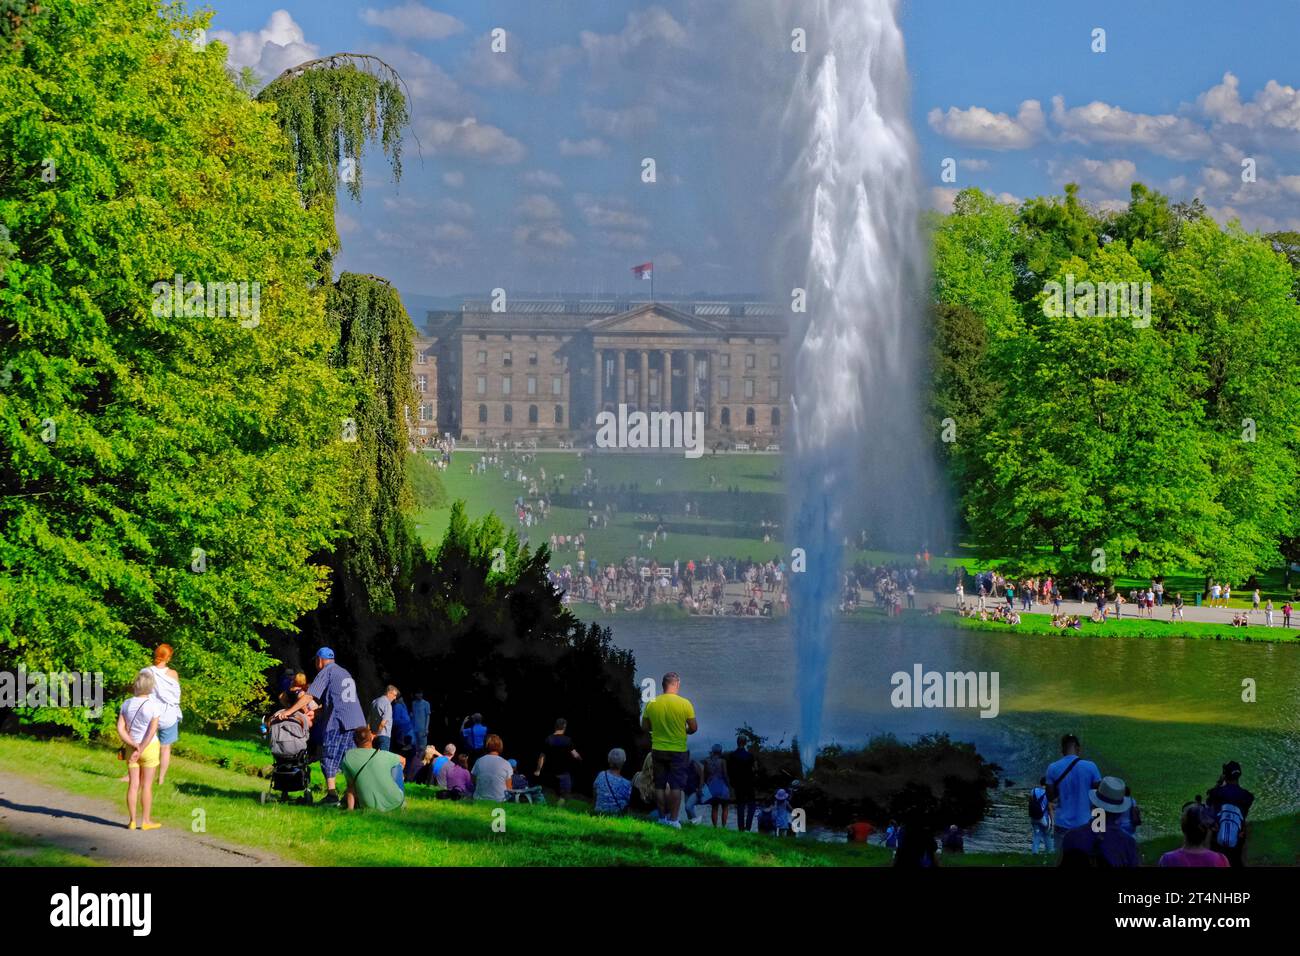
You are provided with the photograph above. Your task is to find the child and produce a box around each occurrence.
[117,670,163,831]
[771,788,793,837]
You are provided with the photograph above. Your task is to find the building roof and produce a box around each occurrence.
[421,299,786,338]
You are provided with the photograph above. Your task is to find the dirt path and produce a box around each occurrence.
[0,771,287,867]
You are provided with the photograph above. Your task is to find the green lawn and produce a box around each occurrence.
[7,729,1292,865]
[0,734,880,867]
[929,609,1300,644]
[415,450,791,564]
[415,451,1299,605]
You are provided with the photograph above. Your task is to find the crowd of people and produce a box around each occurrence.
[111,645,1265,866]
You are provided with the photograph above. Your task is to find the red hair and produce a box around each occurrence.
[153,643,174,666]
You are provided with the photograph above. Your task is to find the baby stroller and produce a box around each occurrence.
[261,714,313,805]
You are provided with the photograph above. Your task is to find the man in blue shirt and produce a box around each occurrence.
[461,712,488,759]
[274,647,367,806]
[1045,733,1101,840]
[409,691,431,753]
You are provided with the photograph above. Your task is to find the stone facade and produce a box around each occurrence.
[412,299,789,443]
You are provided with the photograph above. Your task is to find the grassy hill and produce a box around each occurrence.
[3,730,1293,866]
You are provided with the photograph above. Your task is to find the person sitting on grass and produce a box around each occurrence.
[471,734,514,802]
[440,752,474,796]
[413,745,440,785]
[117,670,164,831]
[593,748,633,815]
[1159,798,1229,867]
[341,727,406,812]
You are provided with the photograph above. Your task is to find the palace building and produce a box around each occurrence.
[410,298,789,443]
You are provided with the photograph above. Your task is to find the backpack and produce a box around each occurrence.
[1028,788,1048,821]
[1216,803,1244,848]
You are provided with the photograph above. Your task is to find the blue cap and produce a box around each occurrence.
[315,647,335,660]
[509,758,517,768]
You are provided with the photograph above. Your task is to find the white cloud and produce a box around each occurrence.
[433,222,471,242]
[517,194,562,221]
[959,158,992,172]
[1200,72,1300,133]
[559,137,609,157]
[462,31,525,89]
[927,99,1045,149]
[1051,95,1212,160]
[930,186,959,213]
[580,7,690,74]
[599,231,649,251]
[514,224,576,249]
[523,170,563,189]
[211,10,319,83]
[436,197,474,220]
[575,194,649,230]
[1049,158,1138,192]
[581,105,658,138]
[359,3,464,40]
[421,117,526,164]
[442,171,465,188]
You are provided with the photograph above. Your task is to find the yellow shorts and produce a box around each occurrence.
[130,738,161,769]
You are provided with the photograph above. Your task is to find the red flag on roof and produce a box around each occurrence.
[631,261,653,279]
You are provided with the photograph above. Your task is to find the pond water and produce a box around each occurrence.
[598,614,1300,852]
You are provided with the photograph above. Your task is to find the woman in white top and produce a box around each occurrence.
[117,670,163,830]
[147,644,183,784]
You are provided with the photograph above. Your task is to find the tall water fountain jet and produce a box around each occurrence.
[778,0,930,770]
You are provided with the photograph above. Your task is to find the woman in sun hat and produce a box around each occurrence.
[1059,776,1140,867]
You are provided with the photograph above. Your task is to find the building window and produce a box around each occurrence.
[770,354,780,370]
[502,376,512,395]
[746,407,756,427]
[418,403,431,422]
[555,405,564,424]
[503,404,513,423]
[416,374,428,392]
[476,375,486,395]
[552,376,562,395]
[744,379,755,399]
[769,379,779,399]
[527,375,537,396]
[528,404,539,424]
[649,377,659,398]
[721,407,731,429]
[417,352,426,364]
[478,404,488,424]
[745,354,756,370]
[720,378,730,400]
[720,354,730,369]
[503,351,512,367]
[477,350,487,365]
[528,352,538,366]
[771,407,781,428]
[478,333,487,341]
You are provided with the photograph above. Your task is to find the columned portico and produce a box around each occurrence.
[661,350,673,412]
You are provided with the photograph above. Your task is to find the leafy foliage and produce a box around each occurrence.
[325,273,418,614]
[0,0,351,730]
[932,186,1300,581]
[255,54,409,263]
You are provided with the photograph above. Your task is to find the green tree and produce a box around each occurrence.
[0,0,349,730]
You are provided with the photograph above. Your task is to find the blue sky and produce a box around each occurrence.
[205,0,1300,302]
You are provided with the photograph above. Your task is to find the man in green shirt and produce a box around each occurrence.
[341,727,406,812]
[641,671,697,828]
